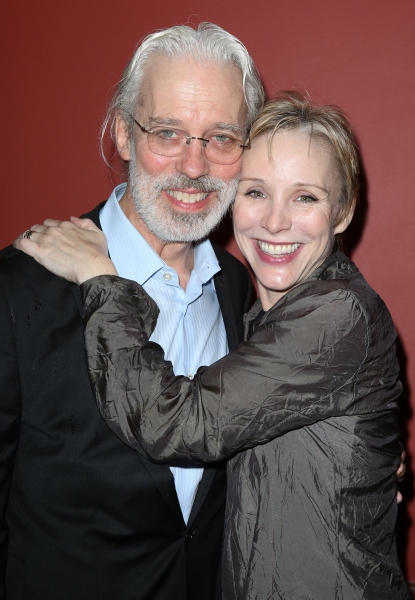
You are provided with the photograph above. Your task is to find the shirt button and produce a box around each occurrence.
[162,272,172,281]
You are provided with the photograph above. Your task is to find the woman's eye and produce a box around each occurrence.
[246,190,266,199]
[298,194,318,203]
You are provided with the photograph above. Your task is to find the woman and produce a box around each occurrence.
[15,92,409,599]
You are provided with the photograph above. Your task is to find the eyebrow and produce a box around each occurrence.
[148,117,243,135]
[148,117,184,127]
[294,182,329,193]
[239,178,329,194]
[239,177,266,183]
[211,122,244,135]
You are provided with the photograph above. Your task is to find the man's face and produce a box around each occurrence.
[118,55,247,242]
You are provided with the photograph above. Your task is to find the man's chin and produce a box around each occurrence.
[145,206,227,244]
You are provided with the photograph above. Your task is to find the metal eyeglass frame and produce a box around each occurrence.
[130,116,250,163]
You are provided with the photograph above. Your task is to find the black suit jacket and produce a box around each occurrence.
[0,203,253,600]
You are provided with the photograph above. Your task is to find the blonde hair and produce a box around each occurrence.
[250,91,360,230]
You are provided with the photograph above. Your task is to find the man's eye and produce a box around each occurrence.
[298,194,317,203]
[155,129,179,140]
[211,134,232,144]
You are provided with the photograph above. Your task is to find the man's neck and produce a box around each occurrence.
[119,188,194,290]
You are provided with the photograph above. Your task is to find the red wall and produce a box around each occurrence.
[2,0,415,581]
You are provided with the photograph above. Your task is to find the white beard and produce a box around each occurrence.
[128,144,238,243]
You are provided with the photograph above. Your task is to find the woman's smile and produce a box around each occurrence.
[255,240,301,262]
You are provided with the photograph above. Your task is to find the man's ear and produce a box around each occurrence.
[115,113,131,160]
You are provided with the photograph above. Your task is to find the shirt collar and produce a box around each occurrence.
[100,183,221,286]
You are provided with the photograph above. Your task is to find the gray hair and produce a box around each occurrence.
[100,22,264,160]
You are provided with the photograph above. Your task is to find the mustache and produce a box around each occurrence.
[149,173,232,194]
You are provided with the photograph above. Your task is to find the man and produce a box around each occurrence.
[0,23,263,600]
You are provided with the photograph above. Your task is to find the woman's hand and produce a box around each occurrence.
[13,216,118,284]
[397,448,406,482]
[397,446,406,504]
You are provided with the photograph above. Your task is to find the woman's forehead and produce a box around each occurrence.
[241,130,337,181]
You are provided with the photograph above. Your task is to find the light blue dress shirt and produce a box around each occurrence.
[100,184,229,524]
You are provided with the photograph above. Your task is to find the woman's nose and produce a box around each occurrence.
[261,201,292,233]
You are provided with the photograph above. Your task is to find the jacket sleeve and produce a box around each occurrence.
[81,275,398,465]
[0,281,21,595]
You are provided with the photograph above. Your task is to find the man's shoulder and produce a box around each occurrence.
[0,244,43,278]
[0,245,72,302]
[0,201,106,285]
[80,200,106,226]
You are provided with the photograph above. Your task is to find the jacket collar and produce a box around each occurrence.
[244,250,358,336]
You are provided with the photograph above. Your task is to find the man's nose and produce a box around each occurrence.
[174,139,210,179]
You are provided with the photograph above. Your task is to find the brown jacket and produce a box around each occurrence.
[82,251,409,599]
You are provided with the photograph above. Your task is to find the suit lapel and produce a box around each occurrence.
[135,453,184,521]
[214,268,239,351]
[187,464,218,528]
[81,202,106,229]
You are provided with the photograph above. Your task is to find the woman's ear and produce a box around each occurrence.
[115,113,131,161]
[334,204,355,235]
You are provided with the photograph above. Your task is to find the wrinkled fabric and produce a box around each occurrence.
[82,251,409,599]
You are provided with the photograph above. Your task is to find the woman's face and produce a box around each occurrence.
[234,129,352,310]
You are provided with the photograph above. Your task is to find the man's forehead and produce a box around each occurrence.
[142,53,243,81]
[138,54,246,126]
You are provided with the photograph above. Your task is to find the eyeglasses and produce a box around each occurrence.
[130,116,250,165]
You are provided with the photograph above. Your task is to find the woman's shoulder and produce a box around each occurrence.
[276,251,389,320]
[262,251,396,357]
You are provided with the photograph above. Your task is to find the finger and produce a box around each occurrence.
[397,491,403,504]
[397,461,406,475]
[397,463,406,482]
[43,219,63,227]
[13,236,39,257]
[43,219,79,231]
[15,224,45,243]
[13,223,56,250]
[70,216,100,231]
[16,224,43,239]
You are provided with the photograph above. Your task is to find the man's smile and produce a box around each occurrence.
[166,190,210,203]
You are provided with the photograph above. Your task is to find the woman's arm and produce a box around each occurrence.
[82,275,401,464]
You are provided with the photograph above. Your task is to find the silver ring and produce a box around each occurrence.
[23,229,35,239]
